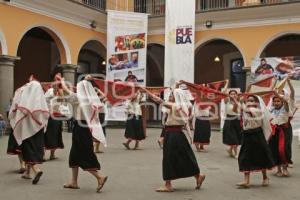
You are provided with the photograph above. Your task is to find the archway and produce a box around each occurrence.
[146,44,164,87]
[146,44,165,122]
[259,34,300,58]
[195,39,246,91]
[77,40,106,81]
[15,27,66,89]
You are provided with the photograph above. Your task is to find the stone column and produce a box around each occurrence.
[0,55,20,120]
[58,64,78,86]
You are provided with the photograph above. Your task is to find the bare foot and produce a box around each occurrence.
[262,178,269,187]
[21,174,32,180]
[133,146,142,150]
[282,170,290,177]
[227,149,234,157]
[18,168,26,174]
[122,143,130,150]
[63,183,80,189]
[196,174,206,189]
[156,186,174,192]
[97,176,108,193]
[199,148,208,153]
[236,182,250,189]
[49,155,57,160]
[157,140,163,149]
[274,171,284,177]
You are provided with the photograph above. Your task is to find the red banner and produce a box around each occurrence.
[206,80,229,91]
[182,81,228,108]
[94,79,139,105]
[247,75,275,92]
[144,87,168,96]
[241,91,276,105]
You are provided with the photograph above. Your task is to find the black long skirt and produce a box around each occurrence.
[269,124,292,166]
[193,118,211,145]
[7,132,21,155]
[21,129,45,165]
[163,126,200,180]
[223,116,242,146]
[238,127,274,173]
[69,120,100,171]
[44,117,64,150]
[124,114,145,141]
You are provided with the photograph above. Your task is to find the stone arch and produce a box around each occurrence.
[16,24,71,64]
[256,31,300,58]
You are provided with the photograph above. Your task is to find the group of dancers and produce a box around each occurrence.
[5,73,297,192]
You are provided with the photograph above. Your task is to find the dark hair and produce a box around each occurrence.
[228,90,238,95]
[89,79,97,88]
[261,58,266,62]
[272,96,283,102]
[247,95,259,103]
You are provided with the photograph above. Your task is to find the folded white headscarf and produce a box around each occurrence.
[257,96,273,141]
[9,81,49,145]
[77,80,107,147]
[173,88,192,122]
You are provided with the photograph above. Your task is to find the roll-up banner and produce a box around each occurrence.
[164,0,196,87]
[106,10,148,121]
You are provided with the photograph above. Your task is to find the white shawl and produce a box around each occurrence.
[9,81,49,145]
[77,80,107,147]
[258,96,273,141]
[173,88,192,122]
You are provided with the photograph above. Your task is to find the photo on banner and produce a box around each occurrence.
[114,68,145,85]
[108,52,139,71]
[106,10,148,121]
[251,57,300,135]
[115,33,146,52]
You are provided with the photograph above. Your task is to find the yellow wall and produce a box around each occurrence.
[107,0,134,11]
[0,4,106,64]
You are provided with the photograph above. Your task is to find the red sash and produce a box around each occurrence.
[164,126,183,132]
[271,123,289,164]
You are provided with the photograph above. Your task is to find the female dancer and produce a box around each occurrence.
[269,94,293,177]
[142,87,205,192]
[222,90,242,158]
[9,78,49,184]
[193,104,211,152]
[123,91,145,150]
[237,95,274,188]
[44,78,64,160]
[62,76,108,193]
